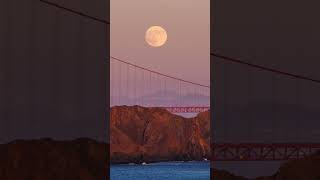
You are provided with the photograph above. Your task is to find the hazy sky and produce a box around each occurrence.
[111,0,210,86]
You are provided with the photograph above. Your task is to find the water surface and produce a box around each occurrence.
[111,161,210,180]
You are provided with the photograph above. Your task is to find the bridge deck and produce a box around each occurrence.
[211,143,320,161]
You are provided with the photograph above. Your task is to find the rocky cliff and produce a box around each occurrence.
[110,106,210,163]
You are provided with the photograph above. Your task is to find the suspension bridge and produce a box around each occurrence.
[110,56,210,113]
[40,0,320,162]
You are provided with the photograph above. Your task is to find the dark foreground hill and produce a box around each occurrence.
[0,138,108,180]
[217,150,320,180]
[256,151,320,180]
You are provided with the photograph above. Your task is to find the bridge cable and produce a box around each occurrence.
[111,56,210,88]
[39,0,109,25]
[39,1,320,85]
[212,53,320,84]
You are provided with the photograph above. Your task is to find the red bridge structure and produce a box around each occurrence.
[163,106,210,113]
[40,0,320,162]
[212,143,320,161]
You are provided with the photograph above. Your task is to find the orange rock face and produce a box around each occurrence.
[110,106,211,163]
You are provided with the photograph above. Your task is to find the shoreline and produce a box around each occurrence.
[110,159,210,166]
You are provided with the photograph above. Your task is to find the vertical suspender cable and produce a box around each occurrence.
[271,74,275,143]
[142,70,144,106]
[296,79,300,142]
[164,78,167,107]
[194,87,197,106]
[149,71,151,106]
[179,81,181,107]
[119,62,121,105]
[224,61,228,142]
[248,58,252,142]
[134,66,137,105]
[127,63,129,105]
[110,60,113,106]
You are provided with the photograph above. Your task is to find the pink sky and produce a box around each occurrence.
[111,0,210,86]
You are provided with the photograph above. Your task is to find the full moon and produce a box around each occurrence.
[145,26,167,47]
